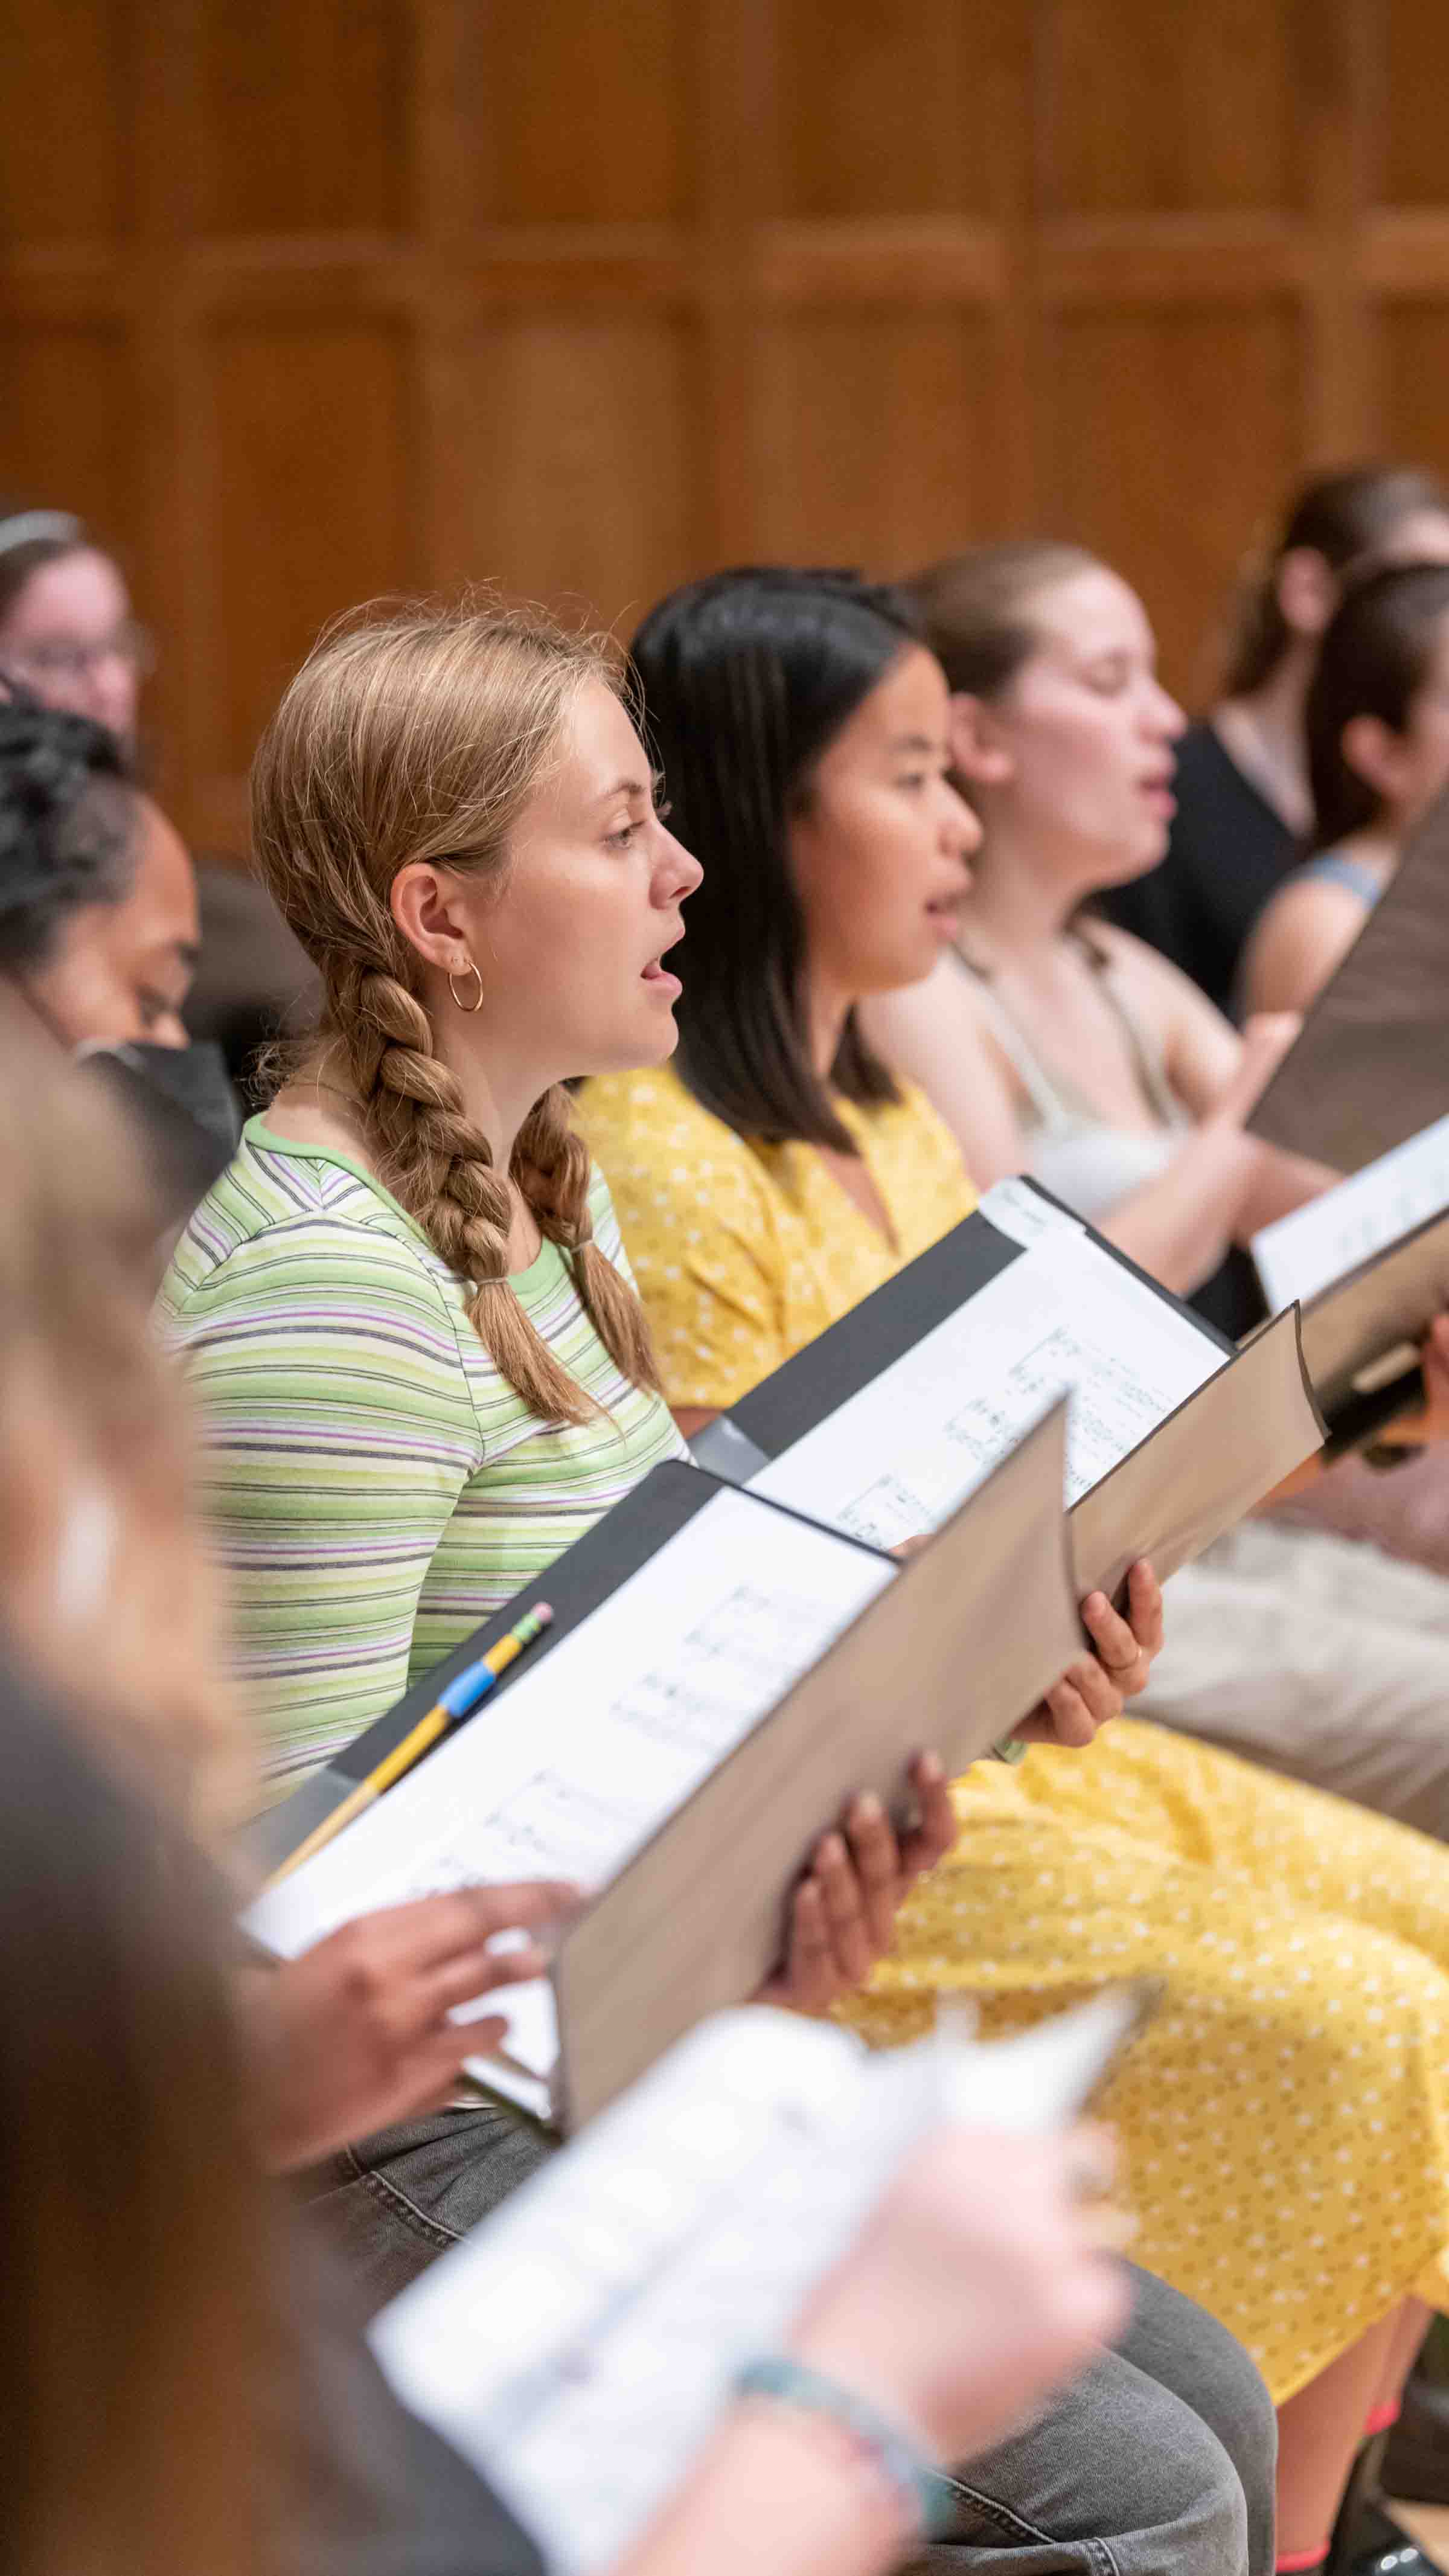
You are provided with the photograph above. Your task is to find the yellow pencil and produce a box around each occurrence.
[266,1603,554,1888]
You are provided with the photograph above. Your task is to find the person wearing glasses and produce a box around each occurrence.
[0,502,319,1100]
[0,502,152,745]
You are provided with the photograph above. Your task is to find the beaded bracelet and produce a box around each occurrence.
[732,2353,956,2539]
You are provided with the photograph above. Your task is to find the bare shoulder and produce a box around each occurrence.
[1085,918,1205,1032]
[862,958,1029,1184]
[865,958,1020,1094]
[1242,875,1366,1016]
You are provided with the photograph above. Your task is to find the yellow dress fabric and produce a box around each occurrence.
[583,1059,1449,2402]
[578,1065,975,1412]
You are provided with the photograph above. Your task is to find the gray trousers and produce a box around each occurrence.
[302,2106,1275,2576]
[1138,1518,1449,1840]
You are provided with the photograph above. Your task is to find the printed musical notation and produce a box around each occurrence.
[245,1493,894,2092]
[1253,1110,1449,1313]
[389,1584,837,1903]
[372,1991,1149,2576]
[840,1321,1175,1545]
[756,1223,1223,1545]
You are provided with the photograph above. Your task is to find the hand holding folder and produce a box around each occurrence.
[370,1993,1153,2576]
[249,1877,583,2170]
[243,1172,1323,2133]
[245,1414,1082,2129]
[736,1177,1324,1603]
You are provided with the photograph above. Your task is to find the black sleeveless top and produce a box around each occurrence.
[1100,722,1296,1017]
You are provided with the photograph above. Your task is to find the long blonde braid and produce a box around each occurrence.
[250,595,660,1426]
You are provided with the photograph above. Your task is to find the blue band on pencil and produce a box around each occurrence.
[732,2354,955,2537]
[438,1653,500,1719]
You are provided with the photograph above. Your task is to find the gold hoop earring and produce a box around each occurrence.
[448,957,485,1014]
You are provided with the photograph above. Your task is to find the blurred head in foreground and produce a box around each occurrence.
[0,1652,268,2576]
[0,989,242,1828]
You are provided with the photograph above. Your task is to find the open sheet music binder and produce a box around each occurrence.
[693,1175,1324,1602]
[1249,1118,1449,1446]
[371,1993,1154,2576]
[1298,1204,1449,1412]
[243,1423,1083,2132]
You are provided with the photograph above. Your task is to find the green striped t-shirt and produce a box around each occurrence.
[158,1118,685,1799]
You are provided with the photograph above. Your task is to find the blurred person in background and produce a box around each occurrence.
[862,543,1329,1301]
[0,689,237,1235]
[0,692,196,1052]
[1243,559,1449,1016]
[0,997,1132,2576]
[0,499,149,743]
[0,495,319,1097]
[865,539,1449,1845]
[1100,464,1449,1013]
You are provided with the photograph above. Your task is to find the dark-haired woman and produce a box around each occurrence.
[0,690,245,1234]
[0,691,196,1049]
[1243,559,1449,1016]
[580,563,1449,2568]
[0,500,150,743]
[1102,464,1449,1010]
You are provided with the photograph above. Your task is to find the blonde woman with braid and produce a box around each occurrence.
[160,597,958,2306]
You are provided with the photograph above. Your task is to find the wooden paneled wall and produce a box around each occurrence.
[4,1,1449,848]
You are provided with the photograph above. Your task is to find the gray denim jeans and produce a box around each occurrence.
[301,2104,1275,2576]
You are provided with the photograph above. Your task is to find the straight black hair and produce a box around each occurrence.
[1307,558,1449,847]
[629,566,920,1153]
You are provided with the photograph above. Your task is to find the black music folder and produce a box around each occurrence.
[242,1424,1082,2128]
[695,1176,1323,1601]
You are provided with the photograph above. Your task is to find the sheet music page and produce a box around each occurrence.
[976,1174,1086,1249]
[750,1223,1221,1548]
[1252,1110,1449,1312]
[370,1993,1145,2576]
[243,1490,892,2097]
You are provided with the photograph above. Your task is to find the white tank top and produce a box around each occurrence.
[954,935,1192,1222]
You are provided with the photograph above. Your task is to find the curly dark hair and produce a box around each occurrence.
[0,690,139,972]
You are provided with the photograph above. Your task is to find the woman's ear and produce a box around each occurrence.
[389,861,473,973]
[948,691,1016,787]
[1276,546,1339,642]
[1339,710,1404,808]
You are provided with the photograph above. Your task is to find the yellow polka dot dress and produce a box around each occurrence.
[847,1720,1449,2401]
[582,1062,1449,2402]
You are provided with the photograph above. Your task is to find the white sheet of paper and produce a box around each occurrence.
[370,1993,1144,2576]
[976,1174,1086,1249]
[1252,1110,1449,1312]
[750,1214,1221,1548]
[244,1489,892,2106]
